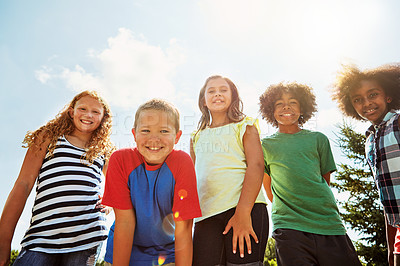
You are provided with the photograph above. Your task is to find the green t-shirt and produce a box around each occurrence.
[262,129,346,235]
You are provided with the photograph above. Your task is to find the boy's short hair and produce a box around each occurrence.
[259,82,317,127]
[332,63,400,120]
[134,99,180,132]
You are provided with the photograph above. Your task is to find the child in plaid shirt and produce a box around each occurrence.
[332,63,400,266]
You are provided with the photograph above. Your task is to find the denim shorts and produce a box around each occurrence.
[13,246,99,266]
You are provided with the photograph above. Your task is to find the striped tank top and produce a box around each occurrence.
[20,136,108,253]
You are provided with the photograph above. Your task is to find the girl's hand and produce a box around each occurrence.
[96,195,112,215]
[223,210,258,258]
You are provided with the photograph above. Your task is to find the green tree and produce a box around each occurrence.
[96,259,105,266]
[9,249,19,265]
[331,122,387,265]
[263,237,277,265]
[264,237,276,261]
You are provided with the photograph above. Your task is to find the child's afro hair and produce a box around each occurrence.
[259,82,317,127]
[332,63,400,120]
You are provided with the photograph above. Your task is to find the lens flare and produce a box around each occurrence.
[178,189,188,200]
[158,255,166,265]
[162,213,175,236]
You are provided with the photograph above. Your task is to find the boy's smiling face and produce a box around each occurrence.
[273,92,302,133]
[350,80,392,125]
[132,110,182,165]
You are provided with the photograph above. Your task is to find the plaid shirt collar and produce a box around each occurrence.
[366,110,397,137]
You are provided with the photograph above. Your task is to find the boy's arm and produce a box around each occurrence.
[189,138,196,165]
[223,125,264,258]
[0,136,49,266]
[174,219,194,266]
[322,172,331,186]
[263,173,273,203]
[113,208,136,266]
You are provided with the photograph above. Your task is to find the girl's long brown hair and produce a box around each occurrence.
[23,90,115,163]
[196,75,245,133]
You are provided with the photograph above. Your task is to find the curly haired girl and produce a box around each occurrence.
[332,64,400,265]
[0,90,115,266]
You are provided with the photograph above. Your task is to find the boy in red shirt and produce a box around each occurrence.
[103,99,201,266]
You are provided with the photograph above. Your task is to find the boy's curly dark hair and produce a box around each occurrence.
[332,63,400,120]
[259,82,317,127]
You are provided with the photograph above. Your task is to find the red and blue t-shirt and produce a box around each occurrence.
[102,148,201,265]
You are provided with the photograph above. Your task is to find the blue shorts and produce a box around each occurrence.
[13,246,99,266]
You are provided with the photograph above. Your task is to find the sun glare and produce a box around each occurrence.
[199,0,382,63]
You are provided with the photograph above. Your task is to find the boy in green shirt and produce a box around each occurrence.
[259,82,361,265]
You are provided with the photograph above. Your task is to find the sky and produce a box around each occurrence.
[1,0,400,255]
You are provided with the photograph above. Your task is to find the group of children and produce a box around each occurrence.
[0,63,399,266]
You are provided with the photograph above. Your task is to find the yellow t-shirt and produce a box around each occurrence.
[192,117,267,222]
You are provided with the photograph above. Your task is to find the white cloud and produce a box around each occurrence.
[96,28,186,108]
[61,65,103,90]
[35,66,52,84]
[35,28,186,109]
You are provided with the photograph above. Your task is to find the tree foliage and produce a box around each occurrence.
[96,259,105,266]
[264,237,276,261]
[263,237,277,265]
[9,249,19,265]
[331,122,387,265]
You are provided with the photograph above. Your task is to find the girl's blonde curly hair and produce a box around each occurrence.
[23,90,115,163]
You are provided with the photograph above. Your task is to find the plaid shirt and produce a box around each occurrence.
[366,110,400,227]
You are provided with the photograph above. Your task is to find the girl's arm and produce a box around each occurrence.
[174,219,194,266]
[223,125,264,258]
[263,173,273,203]
[189,138,196,165]
[0,136,49,266]
[113,208,136,266]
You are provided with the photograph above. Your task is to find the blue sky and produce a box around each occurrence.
[1,0,400,253]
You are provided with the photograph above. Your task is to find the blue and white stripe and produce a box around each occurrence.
[21,136,107,253]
